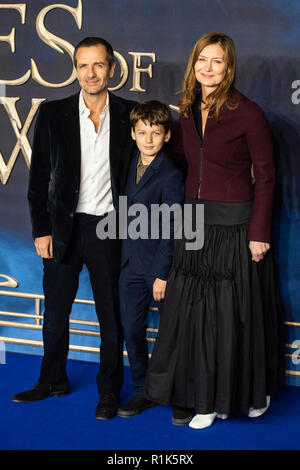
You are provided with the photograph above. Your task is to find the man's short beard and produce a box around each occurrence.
[82,83,108,96]
[85,89,103,95]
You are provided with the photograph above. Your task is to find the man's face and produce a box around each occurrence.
[75,44,115,96]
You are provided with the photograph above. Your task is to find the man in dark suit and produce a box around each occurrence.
[117,101,184,417]
[12,37,136,420]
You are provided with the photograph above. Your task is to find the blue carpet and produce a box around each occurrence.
[0,352,299,451]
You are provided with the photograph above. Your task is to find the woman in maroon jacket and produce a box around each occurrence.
[144,32,284,429]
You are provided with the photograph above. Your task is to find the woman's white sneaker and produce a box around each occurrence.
[248,396,270,418]
[189,412,217,429]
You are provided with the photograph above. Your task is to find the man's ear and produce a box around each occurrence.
[131,127,136,140]
[109,61,116,79]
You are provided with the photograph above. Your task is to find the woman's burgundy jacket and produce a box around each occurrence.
[173,89,275,243]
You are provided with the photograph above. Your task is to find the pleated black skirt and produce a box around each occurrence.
[144,198,285,415]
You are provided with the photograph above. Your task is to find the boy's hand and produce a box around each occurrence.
[153,278,167,302]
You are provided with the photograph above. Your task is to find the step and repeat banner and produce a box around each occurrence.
[0,0,299,384]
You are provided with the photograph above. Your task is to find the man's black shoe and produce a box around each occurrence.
[95,393,119,420]
[172,406,193,425]
[12,380,69,403]
[118,396,157,417]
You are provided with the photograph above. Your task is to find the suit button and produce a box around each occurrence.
[69,213,74,218]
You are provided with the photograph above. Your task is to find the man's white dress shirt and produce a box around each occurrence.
[76,91,114,215]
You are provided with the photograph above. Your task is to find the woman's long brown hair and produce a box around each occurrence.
[178,32,238,120]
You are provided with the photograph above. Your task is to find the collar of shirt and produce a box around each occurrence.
[137,153,151,168]
[79,90,109,119]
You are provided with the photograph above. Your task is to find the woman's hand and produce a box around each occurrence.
[249,241,270,262]
[153,278,167,302]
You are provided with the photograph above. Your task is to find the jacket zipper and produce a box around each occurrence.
[190,103,204,199]
[196,144,203,199]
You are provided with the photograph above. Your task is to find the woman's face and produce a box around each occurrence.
[194,43,227,91]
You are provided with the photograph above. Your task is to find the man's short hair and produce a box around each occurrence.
[130,100,172,132]
[73,37,115,68]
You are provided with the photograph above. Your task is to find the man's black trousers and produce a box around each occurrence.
[39,213,124,396]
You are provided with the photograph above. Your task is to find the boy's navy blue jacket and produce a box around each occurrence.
[121,149,184,281]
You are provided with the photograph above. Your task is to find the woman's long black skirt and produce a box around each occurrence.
[144,199,285,415]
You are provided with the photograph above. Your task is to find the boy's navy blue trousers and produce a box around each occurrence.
[119,261,161,397]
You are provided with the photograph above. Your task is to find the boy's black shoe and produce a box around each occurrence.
[172,406,193,425]
[118,396,157,417]
[12,380,69,402]
[95,393,119,420]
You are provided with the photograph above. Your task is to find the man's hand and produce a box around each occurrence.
[249,241,270,262]
[34,235,53,259]
[153,278,167,302]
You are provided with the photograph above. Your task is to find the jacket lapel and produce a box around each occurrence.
[130,150,165,199]
[109,92,131,184]
[126,151,139,198]
[60,93,81,186]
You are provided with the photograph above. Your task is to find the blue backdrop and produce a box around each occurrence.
[0,0,299,385]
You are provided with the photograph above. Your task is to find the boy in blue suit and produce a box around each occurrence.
[118,101,184,417]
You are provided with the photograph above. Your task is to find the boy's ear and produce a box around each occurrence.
[164,129,171,143]
[131,127,136,140]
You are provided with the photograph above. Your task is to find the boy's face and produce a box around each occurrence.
[131,120,171,160]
